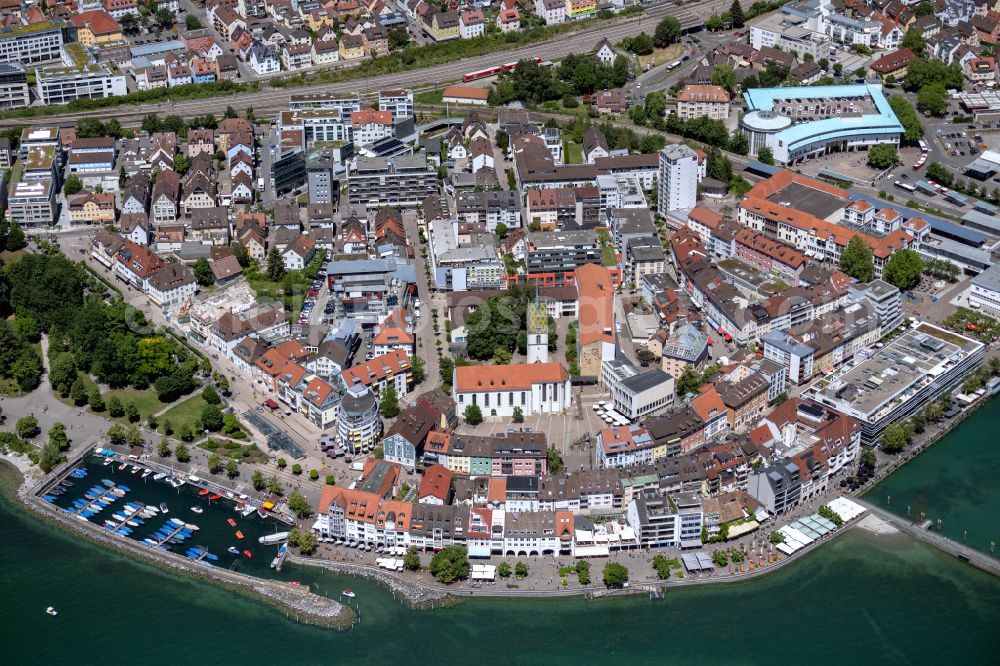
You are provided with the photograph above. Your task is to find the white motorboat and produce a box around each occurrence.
[190,506,204,515]
[258,532,289,545]
[142,469,151,478]
[153,472,166,481]
[45,607,58,616]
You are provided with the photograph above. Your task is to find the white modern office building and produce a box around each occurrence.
[657,144,698,218]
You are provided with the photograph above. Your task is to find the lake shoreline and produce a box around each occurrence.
[0,457,356,630]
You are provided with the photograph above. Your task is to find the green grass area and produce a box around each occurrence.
[415,89,444,105]
[563,140,583,165]
[596,229,618,267]
[104,387,163,420]
[198,438,266,463]
[157,393,210,435]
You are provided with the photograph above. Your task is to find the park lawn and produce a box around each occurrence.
[415,89,444,105]
[103,387,164,421]
[563,140,583,165]
[157,393,211,435]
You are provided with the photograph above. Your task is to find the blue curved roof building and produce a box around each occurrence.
[740,83,903,165]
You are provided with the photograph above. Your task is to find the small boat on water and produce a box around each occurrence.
[198,489,210,496]
[227,518,237,527]
[288,581,301,587]
[228,546,240,555]
[169,518,185,527]
[142,469,151,478]
[117,485,131,493]
[185,524,199,531]
[130,466,141,474]
[257,508,268,519]
[270,557,279,569]
[45,607,58,616]
[59,481,74,488]
[103,458,114,466]
[159,503,169,513]
[243,550,253,559]
[190,506,204,514]
[342,589,355,599]
[153,473,166,481]
[235,531,244,540]
[101,479,115,487]
[240,505,256,517]
[209,494,221,501]
[118,463,127,471]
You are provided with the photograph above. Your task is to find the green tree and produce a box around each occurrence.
[185,14,202,29]
[288,527,318,554]
[602,562,629,588]
[712,549,729,567]
[840,235,875,282]
[292,463,302,475]
[889,95,924,143]
[5,220,25,250]
[175,443,190,462]
[48,422,69,451]
[107,395,124,418]
[498,561,512,578]
[172,153,191,175]
[157,440,171,457]
[882,249,924,290]
[547,445,564,474]
[268,475,283,495]
[202,385,221,404]
[63,174,83,195]
[69,375,89,406]
[380,384,400,418]
[277,457,287,469]
[512,406,524,423]
[515,561,529,578]
[87,386,105,412]
[430,545,469,583]
[16,415,39,439]
[309,469,319,481]
[880,422,910,453]
[652,554,671,580]
[916,83,948,116]
[122,423,141,447]
[654,16,681,47]
[252,469,265,491]
[222,413,239,434]
[108,423,126,444]
[266,247,286,281]
[125,402,139,422]
[208,451,223,473]
[178,423,193,442]
[410,355,426,384]
[757,146,775,165]
[38,440,64,473]
[575,560,591,585]
[193,258,214,287]
[900,28,926,56]
[200,403,224,431]
[288,490,312,517]
[730,0,745,28]
[706,14,724,31]
[464,404,483,425]
[48,352,77,396]
[712,64,736,94]
[914,1,934,16]
[867,144,899,169]
[404,545,421,571]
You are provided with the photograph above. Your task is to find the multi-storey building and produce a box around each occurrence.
[453,363,571,418]
[347,155,436,207]
[658,144,699,217]
[0,22,64,65]
[0,62,30,109]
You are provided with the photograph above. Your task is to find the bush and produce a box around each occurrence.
[16,416,39,439]
[309,469,319,481]
[292,463,302,475]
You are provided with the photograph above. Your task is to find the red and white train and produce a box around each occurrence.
[463,57,543,82]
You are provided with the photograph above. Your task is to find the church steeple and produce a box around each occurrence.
[526,287,548,364]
